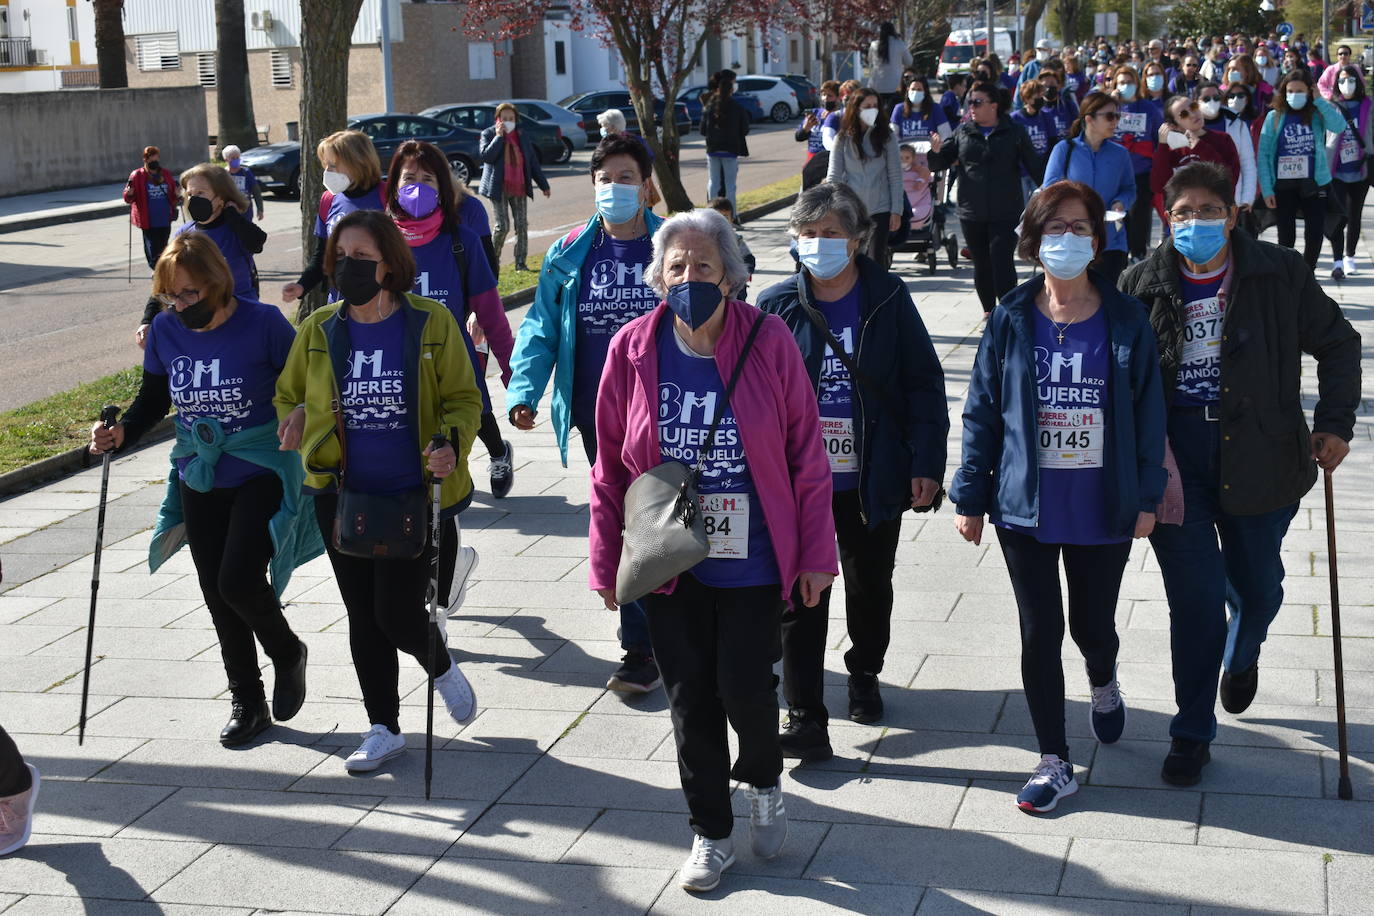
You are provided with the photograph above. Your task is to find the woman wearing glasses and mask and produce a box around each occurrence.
[90,233,314,748]
[1152,96,1240,225]
[951,180,1166,814]
[1041,91,1136,283]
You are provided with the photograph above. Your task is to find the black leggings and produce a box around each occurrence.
[962,218,1020,313]
[868,213,892,270]
[996,526,1132,763]
[1274,186,1326,269]
[180,474,302,700]
[314,493,452,734]
[0,726,30,797]
[1126,171,1153,259]
[477,411,504,459]
[1328,179,1369,260]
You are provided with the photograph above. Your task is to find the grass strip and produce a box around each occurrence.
[0,366,144,475]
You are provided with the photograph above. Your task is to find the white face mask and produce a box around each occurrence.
[1200,99,1222,119]
[907,89,925,105]
[1166,130,1191,150]
[1227,96,1248,114]
[1340,79,1358,97]
[322,169,351,194]
[859,108,879,127]
[1037,49,1051,61]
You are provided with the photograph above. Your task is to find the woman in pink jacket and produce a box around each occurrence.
[588,208,837,894]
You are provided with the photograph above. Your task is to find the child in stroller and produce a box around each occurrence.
[890,142,958,273]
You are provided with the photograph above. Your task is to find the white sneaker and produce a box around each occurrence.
[679,834,735,892]
[446,545,479,612]
[344,724,406,772]
[1344,255,1359,275]
[435,661,478,725]
[0,764,40,857]
[745,784,787,859]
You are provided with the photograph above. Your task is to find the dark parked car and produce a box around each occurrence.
[238,113,484,196]
[558,90,692,144]
[679,86,765,127]
[779,73,819,110]
[418,103,566,165]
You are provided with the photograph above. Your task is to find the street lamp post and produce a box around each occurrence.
[1132,0,1137,44]
[380,0,395,114]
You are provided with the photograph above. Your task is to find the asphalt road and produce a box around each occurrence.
[0,122,805,412]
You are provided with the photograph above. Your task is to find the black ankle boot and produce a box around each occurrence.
[220,695,271,747]
[272,641,308,722]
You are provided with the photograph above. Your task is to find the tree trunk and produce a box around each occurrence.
[92,0,127,89]
[1020,0,1049,46]
[296,0,365,322]
[1056,0,1082,45]
[215,0,258,152]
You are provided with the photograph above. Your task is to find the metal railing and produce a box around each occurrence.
[0,37,35,68]
[61,69,99,89]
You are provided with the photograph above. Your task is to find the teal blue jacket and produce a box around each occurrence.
[1257,98,1344,198]
[505,208,665,466]
[150,418,323,598]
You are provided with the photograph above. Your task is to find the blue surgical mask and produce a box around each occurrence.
[1146,74,1164,92]
[1172,218,1229,263]
[595,182,641,225]
[1117,82,1137,100]
[1287,91,1309,109]
[796,236,852,279]
[665,281,723,330]
[1038,233,1096,280]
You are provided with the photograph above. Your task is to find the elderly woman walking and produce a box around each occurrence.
[479,102,552,273]
[588,208,838,893]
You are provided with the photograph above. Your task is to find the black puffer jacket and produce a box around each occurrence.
[703,95,750,158]
[1118,231,1361,516]
[926,115,1043,222]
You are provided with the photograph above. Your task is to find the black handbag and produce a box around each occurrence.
[326,385,429,561]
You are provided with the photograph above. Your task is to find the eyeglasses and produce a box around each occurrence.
[1043,219,1096,237]
[1089,111,1121,121]
[1199,95,1222,103]
[1167,205,1229,223]
[967,98,989,107]
[156,288,202,306]
[1339,50,1352,56]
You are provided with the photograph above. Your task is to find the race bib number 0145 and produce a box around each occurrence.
[699,493,749,559]
[1037,407,1104,469]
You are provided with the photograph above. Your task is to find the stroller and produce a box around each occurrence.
[890,141,958,274]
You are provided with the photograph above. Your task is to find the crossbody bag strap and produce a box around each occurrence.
[1339,103,1368,152]
[694,313,766,476]
[796,275,912,437]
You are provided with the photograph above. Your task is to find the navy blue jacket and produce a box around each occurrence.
[756,255,949,527]
[949,271,1167,537]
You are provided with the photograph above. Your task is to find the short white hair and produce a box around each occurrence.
[222,145,242,159]
[597,109,627,132]
[645,208,750,297]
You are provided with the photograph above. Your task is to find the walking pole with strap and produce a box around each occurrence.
[425,432,446,801]
[1324,468,1355,800]
[78,405,120,745]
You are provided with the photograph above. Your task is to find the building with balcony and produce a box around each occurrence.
[0,0,98,92]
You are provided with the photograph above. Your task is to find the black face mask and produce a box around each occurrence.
[823,99,838,111]
[334,256,382,306]
[174,298,216,329]
[187,196,215,223]
[147,161,161,172]
[1044,87,1060,102]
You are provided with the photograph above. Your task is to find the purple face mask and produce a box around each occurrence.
[397,182,439,219]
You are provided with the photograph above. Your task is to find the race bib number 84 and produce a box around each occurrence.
[700,493,750,559]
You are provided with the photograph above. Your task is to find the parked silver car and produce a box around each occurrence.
[485,98,588,161]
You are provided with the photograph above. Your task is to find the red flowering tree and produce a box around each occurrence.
[462,0,786,210]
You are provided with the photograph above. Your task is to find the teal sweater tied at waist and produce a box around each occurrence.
[149,417,323,598]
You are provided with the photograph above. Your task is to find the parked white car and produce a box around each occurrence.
[736,74,800,122]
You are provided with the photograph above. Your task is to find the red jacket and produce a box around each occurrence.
[123,167,180,229]
[1150,129,1241,196]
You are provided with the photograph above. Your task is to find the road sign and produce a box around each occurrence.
[1362,2,1374,31]
[1093,12,1119,35]
[1277,21,1294,37]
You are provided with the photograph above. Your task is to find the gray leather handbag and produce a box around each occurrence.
[614,314,766,605]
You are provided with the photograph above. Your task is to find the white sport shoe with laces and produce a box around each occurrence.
[344,724,406,773]
[745,783,787,859]
[678,834,735,892]
[0,764,40,857]
[435,661,478,725]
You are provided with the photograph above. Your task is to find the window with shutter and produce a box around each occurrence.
[468,42,495,81]
[270,49,292,88]
[136,33,181,72]
[197,52,216,88]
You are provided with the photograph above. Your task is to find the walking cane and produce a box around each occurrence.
[424,433,447,801]
[1324,469,1355,800]
[127,219,133,284]
[78,405,120,745]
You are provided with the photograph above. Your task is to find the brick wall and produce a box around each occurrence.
[391,3,514,113]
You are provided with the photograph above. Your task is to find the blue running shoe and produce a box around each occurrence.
[1089,677,1127,744]
[1016,755,1078,814]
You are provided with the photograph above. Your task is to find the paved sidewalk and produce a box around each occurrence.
[0,208,1372,915]
[0,183,128,234]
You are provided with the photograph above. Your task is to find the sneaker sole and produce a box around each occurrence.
[680,852,735,892]
[1017,777,1079,814]
[0,765,39,857]
[606,675,662,694]
[1088,701,1127,744]
[447,549,480,613]
[344,745,407,773]
[490,443,515,499]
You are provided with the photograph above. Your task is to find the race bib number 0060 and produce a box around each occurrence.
[820,417,857,474]
[699,492,749,559]
[1037,407,1104,469]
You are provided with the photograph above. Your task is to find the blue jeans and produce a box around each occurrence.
[707,154,739,214]
[1149,412,1298,743]
[577,421,652,653]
